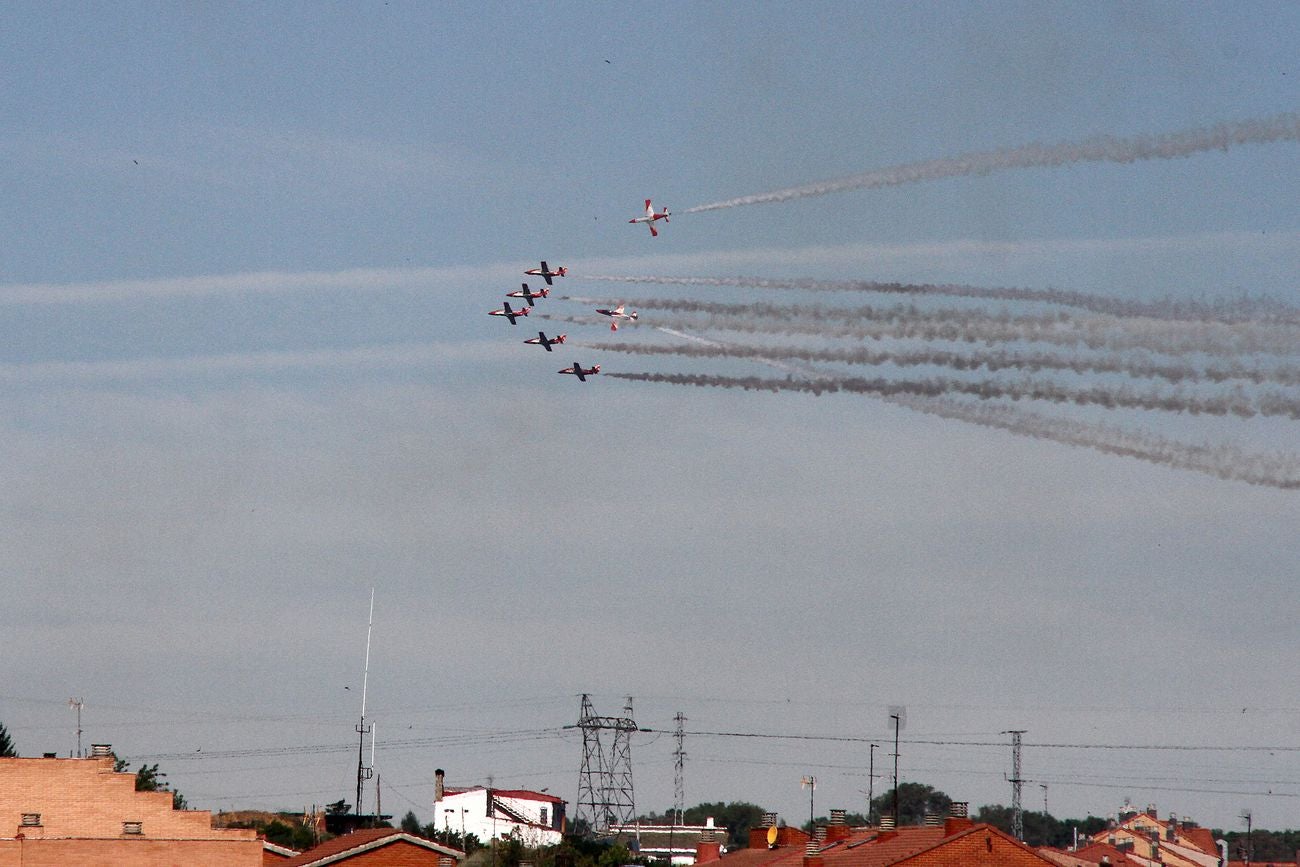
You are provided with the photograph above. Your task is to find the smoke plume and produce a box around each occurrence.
[684,112,1300,212]
[581,274,1300,325]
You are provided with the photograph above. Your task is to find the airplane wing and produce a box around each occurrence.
[504,302,517,324]
[574,362,586,381]
[522,284,535,306]
[648,223,658,237]
[539,332,553,350]
[644,199,653,215]
[540,262,553,285]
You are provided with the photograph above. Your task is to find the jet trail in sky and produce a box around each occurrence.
[571,304,1300,357]
[580,339,1300,387]
[887,393,1300,491]
[606,371,1300,420]
[683,112,1300,212]
[635,328,1300,489]
[582,274,1300,325]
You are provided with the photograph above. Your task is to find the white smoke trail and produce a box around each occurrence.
[684,112,1300,212]
[581,274,1300,325]
[580,339,1300,387]
[606,371,1300,420]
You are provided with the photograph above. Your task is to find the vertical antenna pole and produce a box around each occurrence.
[1002,730,1026,840]
[356,589,375,821]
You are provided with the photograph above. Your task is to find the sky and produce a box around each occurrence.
[2,1,1299,836]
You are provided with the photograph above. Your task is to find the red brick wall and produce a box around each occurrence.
[0,756,260,865]
[0,837,261,866]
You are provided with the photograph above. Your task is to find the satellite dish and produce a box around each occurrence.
[767,826,778,848]
[888,706,907,730]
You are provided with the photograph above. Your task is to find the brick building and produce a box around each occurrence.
[0,749,261,865]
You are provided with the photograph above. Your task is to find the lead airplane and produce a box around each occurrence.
[628,199,670,236]
[595,303,638,331]
[524,331,566,351]
[507,282,549,306]
[488,300,529,325]
[524,261,567,285]
[558,361,600,382]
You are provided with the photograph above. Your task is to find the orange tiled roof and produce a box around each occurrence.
[279,828,462,866]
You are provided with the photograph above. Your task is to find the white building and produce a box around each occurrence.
[436,785,565,847]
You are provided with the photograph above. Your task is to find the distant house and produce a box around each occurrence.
[1082,805,1222,867]
[0,746,261,865]
[435,784,565,846]
[277,827,464,866]
[607,819,730,865]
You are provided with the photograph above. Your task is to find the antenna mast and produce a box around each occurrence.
[68,698,84,758]
[672,712,687,826]
[355,589,375,821]
[1002,730,1026,840]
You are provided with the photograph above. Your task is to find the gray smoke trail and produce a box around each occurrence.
[580,339,1300,387]
[605,310,1300,358]
[684,112,1300,212]
[606,371,1300,419]
[888,394,1300,490]
[582,274,1300,325]
[642,326,1300,488]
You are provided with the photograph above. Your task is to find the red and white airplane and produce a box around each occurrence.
[488,301,529,325]
[524,331,566,351]
[558,361,600,382]
[524,261,567,285]
[595,304,638,331]
[507,282,549,306]
[628,199,669,236]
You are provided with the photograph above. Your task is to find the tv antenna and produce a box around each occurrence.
[68,698,85,758]
[355,589,375,821]
[888,706,906,823]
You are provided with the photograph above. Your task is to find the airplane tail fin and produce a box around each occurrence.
[558,267,567,277]
[592,365,600,374]
[629,311,638,320]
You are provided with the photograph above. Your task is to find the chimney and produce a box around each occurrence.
[880,814,896,833]
[802,838,823,867]
[696,829,722,865]
[435,768,445,803]
[90,744,113,758]
[923,812,942,827]
[944,802,972,836]
[762,812,778,827]
[825,809,851,842]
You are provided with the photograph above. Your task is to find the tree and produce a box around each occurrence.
[128,761,188,810]
[401,810,423,835]
[870,783,951,826]
[0,722,16,757]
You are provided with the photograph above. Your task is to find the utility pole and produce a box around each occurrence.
[1002,730,1026,841]
[670,712,686,863]
[890,713,901,824]
[867,743,878,824]
[68,698,84,758]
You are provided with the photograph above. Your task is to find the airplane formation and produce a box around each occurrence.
[488,203,660,381]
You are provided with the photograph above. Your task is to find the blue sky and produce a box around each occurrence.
[2,2,1299,833]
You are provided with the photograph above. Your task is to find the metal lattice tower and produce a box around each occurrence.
[1003,730,1026,840]
[671,712,687,826]
[573,695,639,837]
